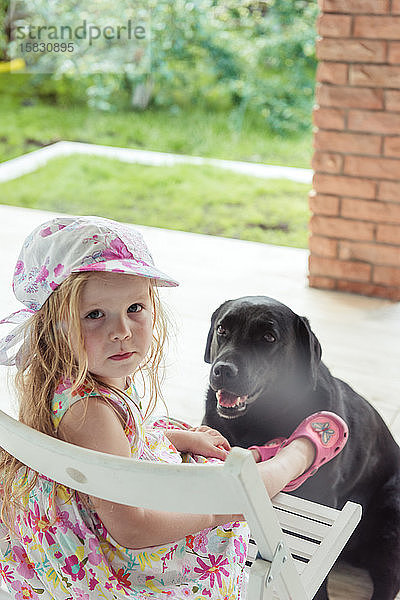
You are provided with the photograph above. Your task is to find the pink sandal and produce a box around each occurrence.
[248,437,286,462]
[281,411,349,492]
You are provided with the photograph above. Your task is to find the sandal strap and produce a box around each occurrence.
[248,437,286,462]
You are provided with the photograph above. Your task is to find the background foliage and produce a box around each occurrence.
[1,0,318,135]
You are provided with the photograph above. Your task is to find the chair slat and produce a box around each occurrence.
[273,493,340,525]
[274,507,331,542]
[281,532,318,562]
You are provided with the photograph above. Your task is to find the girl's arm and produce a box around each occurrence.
[58,398,241,549]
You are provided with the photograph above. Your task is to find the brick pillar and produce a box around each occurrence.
[309,0,400,301]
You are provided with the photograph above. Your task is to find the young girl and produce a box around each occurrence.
[0,215,348,600]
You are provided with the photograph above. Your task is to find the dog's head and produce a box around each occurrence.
[204,296,322,419]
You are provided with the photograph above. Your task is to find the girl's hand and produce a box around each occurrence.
[165,427,231,461]
[189,426,231,460]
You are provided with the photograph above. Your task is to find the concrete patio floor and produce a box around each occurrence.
[0,204,399,599]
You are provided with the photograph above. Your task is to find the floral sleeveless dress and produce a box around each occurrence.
[0,381,250,600]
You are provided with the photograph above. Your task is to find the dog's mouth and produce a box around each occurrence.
[216,389,249,419]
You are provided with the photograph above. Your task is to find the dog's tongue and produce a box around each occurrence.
[216,389,248,408]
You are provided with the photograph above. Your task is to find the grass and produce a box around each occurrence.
[0,74,312,248]
[0,74,313,168]
[0,155,311,248]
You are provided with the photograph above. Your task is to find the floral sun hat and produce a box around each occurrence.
[0,215,179,365]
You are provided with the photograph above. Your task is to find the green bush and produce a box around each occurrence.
[0,0,9,60]
[136,0,319,133]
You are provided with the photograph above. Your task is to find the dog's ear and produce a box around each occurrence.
[204,307,220,364]
[296,316,322,390]
[204,303,229,364]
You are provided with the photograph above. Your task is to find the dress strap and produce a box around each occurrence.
[51,378,144,453]
[51,380,100,430]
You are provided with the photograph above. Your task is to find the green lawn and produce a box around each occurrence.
[0,74,313,168]
[0,155,311,248]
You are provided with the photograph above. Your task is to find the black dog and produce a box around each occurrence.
[202,296,400,600]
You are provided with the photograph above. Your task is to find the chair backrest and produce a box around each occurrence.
[0,408,256,514]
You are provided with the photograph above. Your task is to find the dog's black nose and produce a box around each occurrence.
[212,361,238,386]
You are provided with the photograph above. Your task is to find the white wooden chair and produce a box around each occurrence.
[0,408,361,599]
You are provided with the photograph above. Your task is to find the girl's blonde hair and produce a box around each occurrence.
[0,272,168,532]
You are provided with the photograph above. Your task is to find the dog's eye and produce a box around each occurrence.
[217,325,227,336]
[264,332,276,343]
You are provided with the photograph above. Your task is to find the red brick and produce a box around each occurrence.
[385,91,400,111]
[309,255,372,281]
[343,155,400,179]
[344,155,400,180]
[319,0,389,13]
[314,130,382,154]
[354,16,400,39]
[342,197,400,224]
[318,14,352,37]
[348,110,400,134]
[350,65,400,88]
[312,107,346,130]
[373,265,400,285]
[310,215,375,240]
[388,42,400,64]
[339,241,400,265]
[393,0,400,15]
[383,136,400,157]
[309,235,338,258]
[316,85,383,109]
[336,280,400,300]
[378,181,400,201]
[376,224,400,244]
[308,275,337,290]
[309,191,340,216]
[317,39,386,63]
[316,62,348,85]
[313,173,377,199]
[312,151,343,173]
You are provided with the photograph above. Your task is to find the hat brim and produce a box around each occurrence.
[72,259,179,287]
